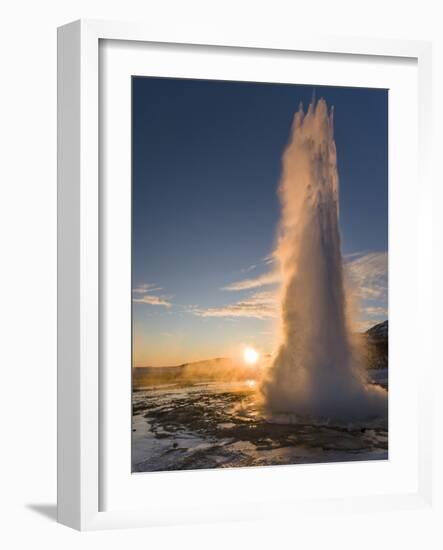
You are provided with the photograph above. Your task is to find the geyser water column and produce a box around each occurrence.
[262,99,387,422]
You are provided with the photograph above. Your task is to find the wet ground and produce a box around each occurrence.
[132,376,388,472]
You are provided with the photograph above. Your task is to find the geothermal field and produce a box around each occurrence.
[132,347,388,472]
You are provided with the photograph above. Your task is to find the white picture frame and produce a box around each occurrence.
[57,19,433,531]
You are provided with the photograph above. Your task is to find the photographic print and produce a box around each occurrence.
[131,77,388,473]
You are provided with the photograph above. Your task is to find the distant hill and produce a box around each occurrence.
[366,320,388,341]
[363,320,388,369]
[133,357,261,388]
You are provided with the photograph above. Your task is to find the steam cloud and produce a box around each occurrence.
[261,99,387,422]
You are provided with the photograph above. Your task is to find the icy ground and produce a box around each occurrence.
[132,376,388,472]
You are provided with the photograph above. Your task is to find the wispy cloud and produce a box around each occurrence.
[228,252,387,298]
[134,252,387,321]
[364,306,388,317]
[214,251,387,324]
[132,282,172,308]
[223,253,278,291]
[345,251,388,328]
[346,251,387,302]
[222,270,280,291]
[133,295,172,307]
[240,264,257,274]
[192,290,277,319]
[263,253,275,265]
[133,283,163,294]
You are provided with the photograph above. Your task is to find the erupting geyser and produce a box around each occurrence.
[262,99,387,422]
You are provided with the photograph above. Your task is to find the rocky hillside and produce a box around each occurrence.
[364,320,388,369]
[366,320,388,341]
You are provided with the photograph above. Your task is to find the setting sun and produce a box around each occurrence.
[243,346,259,365]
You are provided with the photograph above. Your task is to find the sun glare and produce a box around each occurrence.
[243,346,259,365]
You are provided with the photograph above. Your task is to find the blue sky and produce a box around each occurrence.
[132,77,388,367]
